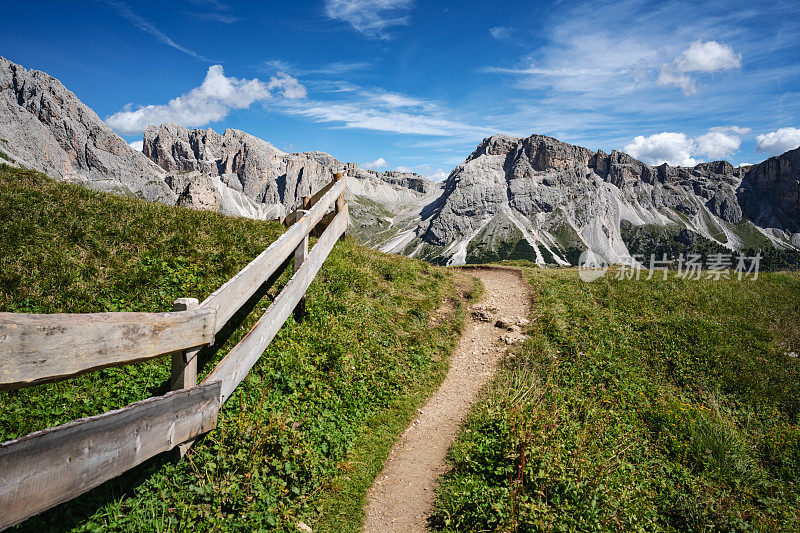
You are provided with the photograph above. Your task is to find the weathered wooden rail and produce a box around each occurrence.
[0,172,349,530]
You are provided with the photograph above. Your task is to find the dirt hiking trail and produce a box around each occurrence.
[362,267,532,532]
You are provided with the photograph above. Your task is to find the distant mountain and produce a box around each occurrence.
[2,57,798,267]
[380,134,800,265]
[141,123,439,236]
[0,58,434,229]
[0,57,174,203]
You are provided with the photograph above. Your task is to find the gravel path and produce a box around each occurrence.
[362,267,532,532]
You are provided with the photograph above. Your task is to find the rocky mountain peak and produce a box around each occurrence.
[385,132,800,265]
[0,57,173,202]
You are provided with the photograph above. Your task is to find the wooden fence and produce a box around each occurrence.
[0,173,350,530]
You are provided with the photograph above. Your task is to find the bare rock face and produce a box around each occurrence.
[384,133,797,265]
[142,123,439,243]
[0,57,174,203]
[166,172,221,212]
[143,124,437,210]
[738,147,800,232]
[143,123,342,208]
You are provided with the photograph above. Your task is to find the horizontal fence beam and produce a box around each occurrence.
[283,178,337,227]
[199,177,347,334]
[0,309,215,390]
[0,381,222,530]
[203,203,349,404]
[0,179,350,528]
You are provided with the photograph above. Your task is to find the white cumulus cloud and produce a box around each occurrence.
[363,157,388,169]
[325,0,412,39]
[624,132,698,166]
[129,140,144,151]
[695,126,751,160]
[674,40,742,72]
[658,40,741,95]
[267,73,307,99]
[755,127,800,156]
[106,65,305,135]
[624,126,750,166]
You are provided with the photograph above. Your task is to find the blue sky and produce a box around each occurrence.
[2,0,799,178]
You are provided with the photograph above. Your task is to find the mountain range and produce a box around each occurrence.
[1,57,798,266]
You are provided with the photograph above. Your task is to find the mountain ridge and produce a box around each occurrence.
[379,132,799,265]
[0,57,797,267]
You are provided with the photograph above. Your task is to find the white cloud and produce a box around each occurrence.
[189,12,240,24]
[427,168,449,181]
[363,157,388,169]
[656,70,697,96]
[624,132,698,166]
[267,73,307,99]
[280,99,497,137]
[674,40,742,73]
[658,41,741,95]
[695,126,750,159]
[106,65,305,134]
[264,60,372,76]
[275,82,498,138]
[324,0,412,39]
[755,127,800,155]
[482,30,661,97]
[489,26,512,41]
[129,140,144,151]
[103,1,208,60]
[624,126,750,165]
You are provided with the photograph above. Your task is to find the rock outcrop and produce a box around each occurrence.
[141,123,438,238]
[143,123,340,209]
[738,147,800,233]
[143,124,436,211]
[0,57,175,203]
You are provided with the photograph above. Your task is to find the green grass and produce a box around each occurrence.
[732,219,774,250]
[0,164,465,531]
[432,268,800,531]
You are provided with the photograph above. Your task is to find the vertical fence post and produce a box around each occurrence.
[293,211,309,323]
[171,297,202,457]
[335,172,345,214]
[171,298,199,391]
[335,172,346,241]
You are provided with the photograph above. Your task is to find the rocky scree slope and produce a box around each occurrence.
[384,134,800,265]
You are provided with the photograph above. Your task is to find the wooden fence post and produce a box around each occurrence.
[335,172,345,241]
[171,298,200,391]
[293,211,309,322]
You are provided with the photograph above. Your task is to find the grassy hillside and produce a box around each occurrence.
[433,268,800,531]
[0,164,471,531]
